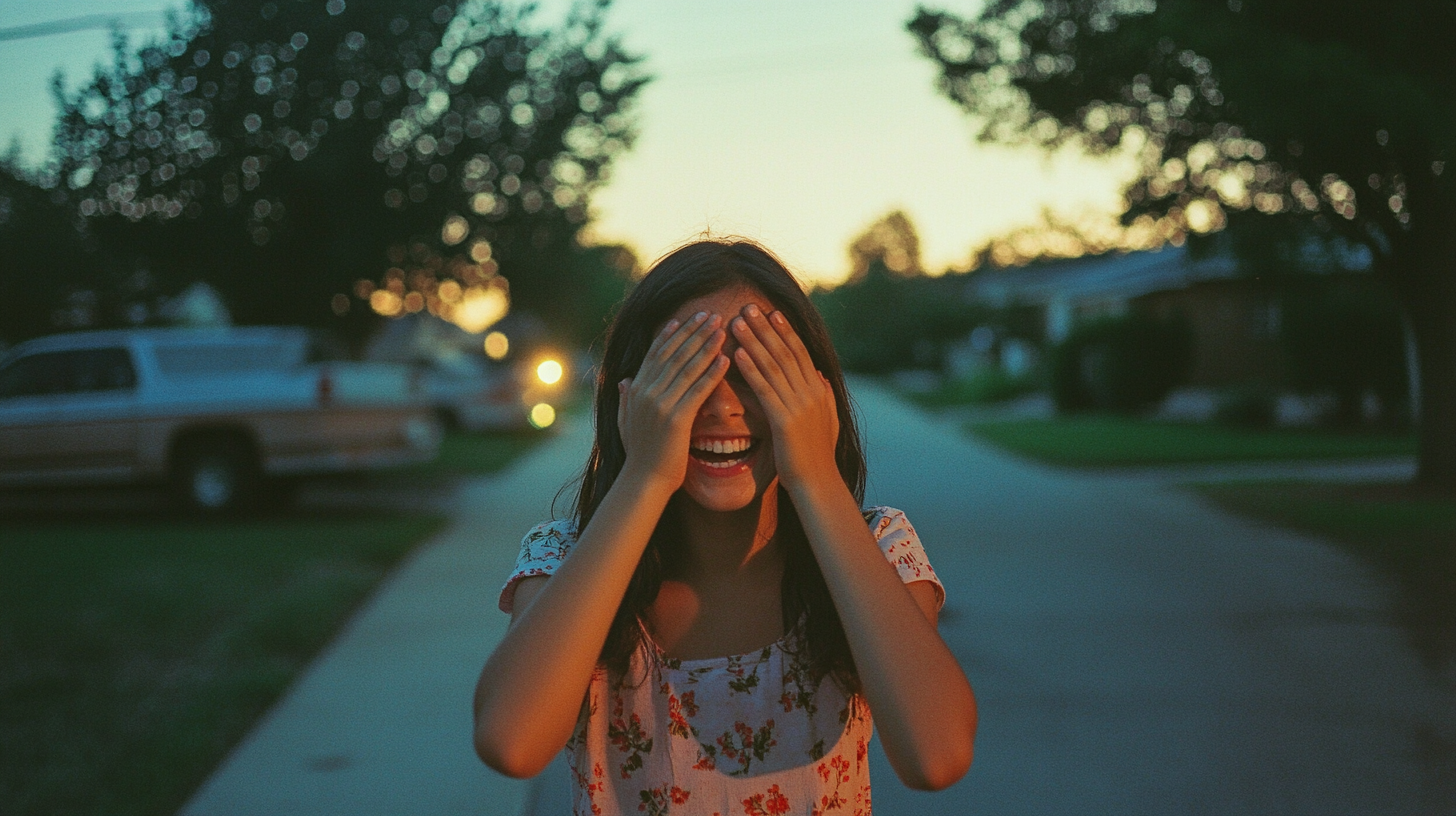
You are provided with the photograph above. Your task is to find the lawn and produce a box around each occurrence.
[0,428,547,816]
[0,512,448,816]
[968,415,1417,468]
[1194,481,1456,671]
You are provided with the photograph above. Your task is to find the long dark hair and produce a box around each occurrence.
[575,239,867,690]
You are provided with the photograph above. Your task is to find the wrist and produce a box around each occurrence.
[616,456,683,502]
[782,470,856,519]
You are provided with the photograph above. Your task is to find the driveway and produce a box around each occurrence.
[181,379,1456,815]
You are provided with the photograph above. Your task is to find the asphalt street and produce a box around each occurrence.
[180,378,1455,815]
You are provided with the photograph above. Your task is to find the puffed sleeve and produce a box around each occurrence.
[864,506,945,611]
[498,518,578,613]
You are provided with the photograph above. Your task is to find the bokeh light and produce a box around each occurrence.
[536,359,563,385]
[484,331,509,359]
[528,402,556,429]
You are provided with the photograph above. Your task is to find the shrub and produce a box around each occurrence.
[1280,283,1409,427]
[1215,385,1279,428]
[1051,313,1193,414]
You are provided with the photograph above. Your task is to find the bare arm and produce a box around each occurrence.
[731,305,976,790]
[472,312,728,778]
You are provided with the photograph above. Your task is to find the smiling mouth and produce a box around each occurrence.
[688,436,758,469]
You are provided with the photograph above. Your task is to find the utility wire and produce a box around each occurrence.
[0,11,165,44]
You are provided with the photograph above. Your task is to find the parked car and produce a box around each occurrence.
[0,326,441,512]
[414,351,532,432]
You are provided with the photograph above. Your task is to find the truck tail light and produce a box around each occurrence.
[317,369,333,405]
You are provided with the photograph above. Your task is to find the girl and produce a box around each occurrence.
[474,240,975,814]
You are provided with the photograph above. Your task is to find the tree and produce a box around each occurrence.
[46,0,644,343]
[816,210,982,373]
[909,1,1456,489]
[846,209,923,282]
[0,158,129,346]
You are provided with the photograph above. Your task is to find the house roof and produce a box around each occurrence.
[964,245,1241,307]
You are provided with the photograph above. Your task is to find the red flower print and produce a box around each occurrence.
[742,784,791,815]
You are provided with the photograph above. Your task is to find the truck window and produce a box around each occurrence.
[0,348,136,398]
[152,341,306,375]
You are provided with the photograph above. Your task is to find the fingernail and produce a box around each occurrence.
[694,311,708,321]
[707,313,722,327]
[732,317,748,331]
[771,311,786,325]
[745,304,761,317]
[664,319,679,332]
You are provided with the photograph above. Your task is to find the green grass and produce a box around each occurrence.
[969,415,1417,468]
[0,511,448,816]
[429,429,547,475]
[1194,481,1456,670]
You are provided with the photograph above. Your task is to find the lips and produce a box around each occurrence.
[688,435,759,475]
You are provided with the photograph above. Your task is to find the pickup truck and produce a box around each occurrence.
[0,326,441,512]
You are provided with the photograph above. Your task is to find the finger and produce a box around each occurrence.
[733,346,788,417]
[652,314,722,393]
[641,312,707,381]
[731,309,795,395]
[663,327,726,405]
[743,305,809,390]
[676,353,730,413]
[768,310,820,385]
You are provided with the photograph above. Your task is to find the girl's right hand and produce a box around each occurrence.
[617,311,728,489]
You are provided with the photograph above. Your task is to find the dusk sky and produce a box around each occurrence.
[0,0,1135,285]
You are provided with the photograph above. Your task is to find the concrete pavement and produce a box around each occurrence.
[853,381,1454,815]
[180,411,596,816]
[181,379,1455,815]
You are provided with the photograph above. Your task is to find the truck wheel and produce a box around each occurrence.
[171,437,259,513]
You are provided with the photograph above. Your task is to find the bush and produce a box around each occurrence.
[1215,385,1279,428]
[1280,283,1409,427]
[1051,313,1193,414]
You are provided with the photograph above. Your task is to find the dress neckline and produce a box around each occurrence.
[639,616,801,670]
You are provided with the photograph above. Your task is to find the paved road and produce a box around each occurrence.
[181,379,1455,815]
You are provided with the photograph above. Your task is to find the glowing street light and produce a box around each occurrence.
[529,402,556,428]
[536,359,563,385]
[484,331,509,360]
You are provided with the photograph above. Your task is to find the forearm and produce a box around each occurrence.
[473,465,676,777]
[788,481,977,790]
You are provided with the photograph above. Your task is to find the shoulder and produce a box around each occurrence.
[522,518,578,550]
[498,518,578,613]
[862,505,944,606]
[862,505,923,554]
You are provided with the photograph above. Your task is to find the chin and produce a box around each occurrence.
[681,479,762,512]
[681,442,776,512]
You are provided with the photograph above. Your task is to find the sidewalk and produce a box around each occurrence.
[180,413,596,816]
[180,381,1455,814]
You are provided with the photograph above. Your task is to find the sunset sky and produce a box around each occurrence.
[0,0,1135,286]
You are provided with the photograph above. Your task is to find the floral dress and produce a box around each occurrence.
[498,506,944,816]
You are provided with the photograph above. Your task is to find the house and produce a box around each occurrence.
[963,244,1285,388]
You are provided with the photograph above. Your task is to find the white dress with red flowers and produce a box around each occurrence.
[498,506,944,816]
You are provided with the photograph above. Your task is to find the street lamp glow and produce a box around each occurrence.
[483,331,509,360]
[536,359,563,385]
[528,402,556,429]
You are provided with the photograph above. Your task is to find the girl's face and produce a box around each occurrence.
[664,285,779,512]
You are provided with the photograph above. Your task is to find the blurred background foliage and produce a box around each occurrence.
[1049,311,1192,414]
[1,0,645,349]
[908,0,1456,488]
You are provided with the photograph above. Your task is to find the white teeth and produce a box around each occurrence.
[692,437,752,454]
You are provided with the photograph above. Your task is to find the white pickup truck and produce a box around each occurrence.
[0,326,441,512]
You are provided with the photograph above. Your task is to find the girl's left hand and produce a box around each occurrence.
[730,304,840,493]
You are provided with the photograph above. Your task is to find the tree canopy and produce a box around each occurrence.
[7,0,644,345]
[909,0,1456,488]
